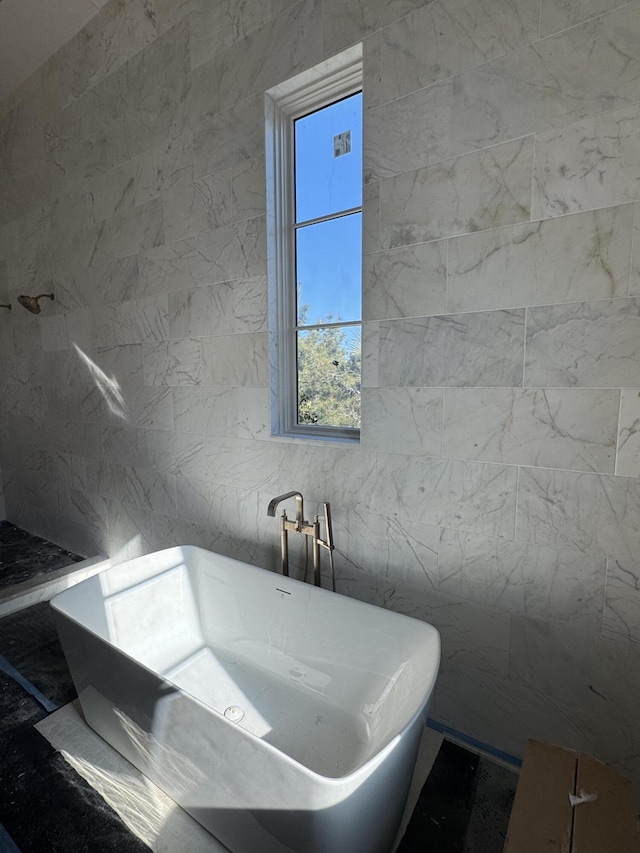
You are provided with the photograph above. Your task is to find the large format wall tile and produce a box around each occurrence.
[453,5,640,151]
[361,387,442,455]
[442,388,618,472]
[447,207,633,313]
[525,298,640,388]
[199,0,323,114]
[438,528,606,627]
[331,507,440,587]
[376,454,517,538]
[378,0,538,104]
[168,284,234,338]
[616,390,640,477]
[201,332,268,386]
[173,386,238,436]
[539,0,631,38]
[364,80,453,181]
[517,466,640,561]
[323,0,427,54]
[508,614,640,719]
[380,136,532,247]
[533,103,640,218]
[363,240,447,321]
[378,309,525,387]
[603,557,640,644]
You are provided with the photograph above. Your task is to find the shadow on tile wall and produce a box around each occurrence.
[1,0,640,793]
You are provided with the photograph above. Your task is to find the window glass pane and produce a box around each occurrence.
[294,92,362,223]
[296,212,361,326]
[297,325,361,428]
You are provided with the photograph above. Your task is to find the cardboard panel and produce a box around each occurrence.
[503,740,575,853]
[572,754,639,853]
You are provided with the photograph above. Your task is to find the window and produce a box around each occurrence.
[265,46,363,441]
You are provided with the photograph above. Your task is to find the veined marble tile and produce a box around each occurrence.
[617,390,640,477]
[93,295,169,347]
[509,614,640,719]
[517,466,640,561]
[107,198,165,259]
[86,458,125,501]
[603,557,640,643]
[443,388,618,472]
[376,454,517,538]
[190,0,273,70]
[633,203,640,296]
[83,256,140,307]
[525,298,640,388]
[173,386,238,435]
[364,80,453,182]
[233,276,267,333]
[380,137,532,248]
[138,238,206,296]
[379,0,538,105]
[281,443,378,514]
[453,6,640,152]
[202,332,268,386]
[195,217,266,285]
[142,338,203,386]
[124,19,191,148]
[236,386,270,439]
[540,0,632,38]
[101,423,151,467]
[168,283,234,338]
[162,172,233,243]
[447,207,633,313]
[362,180,380,255]
[378,309,525,387]
[93,344,145,387]
[533,103,640,219]
[202,0,322,114]
[361,320,379,387]
[363,32,382,111]
[438,528,606,626]
[331,507,439,587]
[232,156,266,222]
[192,94,264,180]
[134,128,194,206]
[338,570,510,677]
[122,464,176,514]
[323,0,432,54]
[131,431,200,484]
[204,435,283,491]
[87,159,137,224]
[363,240,447,321]
[432,661,595,760]
[121,386,174,431]
[41,314,69,352]
[361,387,442,456]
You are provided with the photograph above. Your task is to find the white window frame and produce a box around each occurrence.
[265,45,363,442]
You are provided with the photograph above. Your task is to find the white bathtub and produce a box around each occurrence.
[51,546,440,853]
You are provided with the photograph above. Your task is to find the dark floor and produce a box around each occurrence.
[0,524,518,853]
[0,521,84,590]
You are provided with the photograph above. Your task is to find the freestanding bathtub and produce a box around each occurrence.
[51,546,440,853]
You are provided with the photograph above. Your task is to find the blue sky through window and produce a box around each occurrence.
[294,92,362,326]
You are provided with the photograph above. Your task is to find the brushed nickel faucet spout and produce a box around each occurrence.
[267,491,304,528]
[266,491,336,590]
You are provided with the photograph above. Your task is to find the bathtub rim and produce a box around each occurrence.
[50,545,441,783]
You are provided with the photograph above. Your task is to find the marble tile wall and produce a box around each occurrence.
[2,0,640,794]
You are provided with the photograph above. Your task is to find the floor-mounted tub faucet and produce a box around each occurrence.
[267,491,336,590]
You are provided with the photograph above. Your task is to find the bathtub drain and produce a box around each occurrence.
[224,706,245,723]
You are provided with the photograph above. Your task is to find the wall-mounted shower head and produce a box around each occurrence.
[0,304,10,310]
[17,293,55,314]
